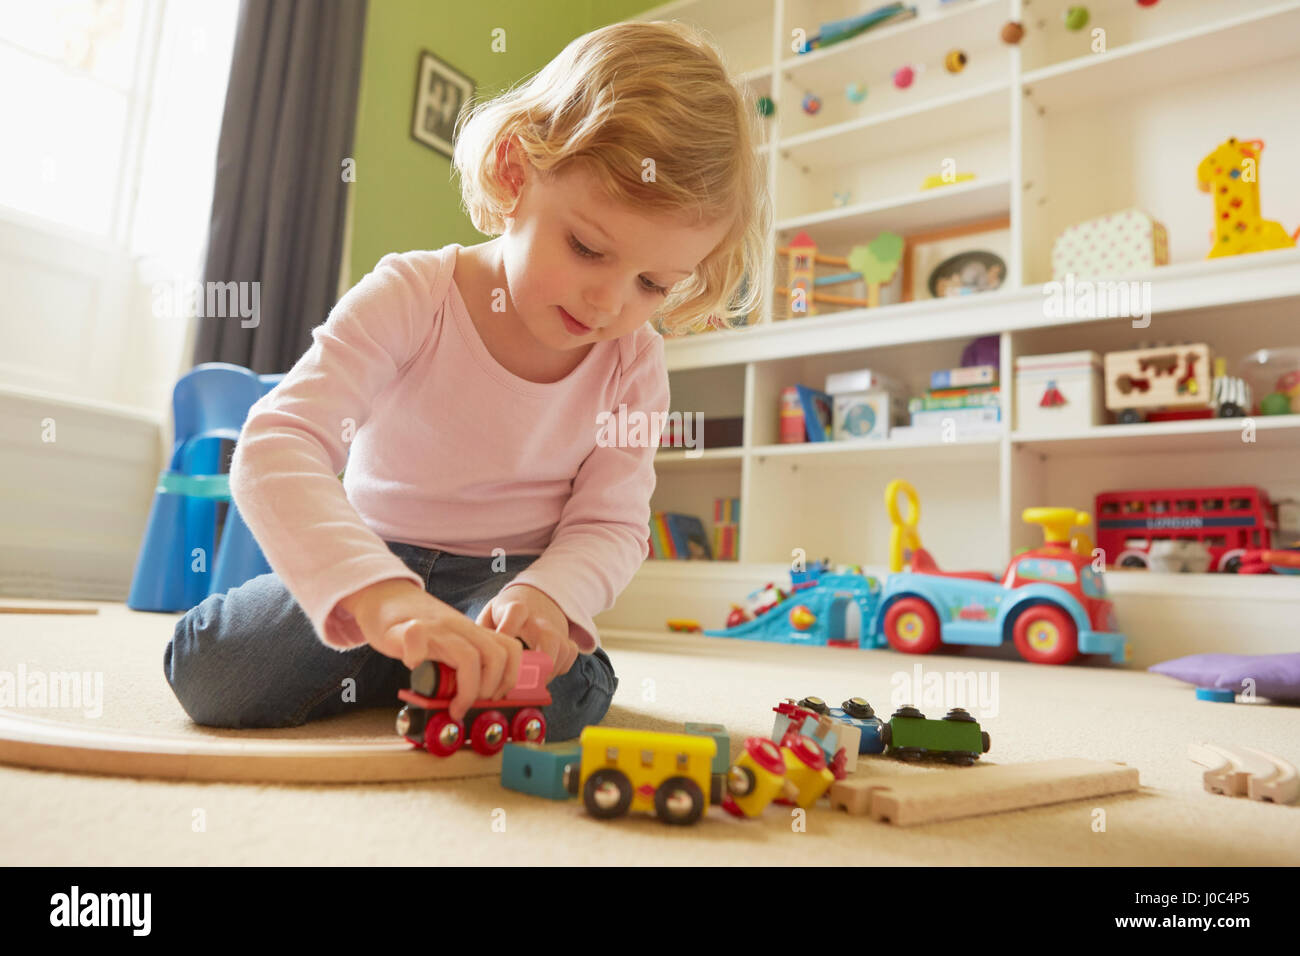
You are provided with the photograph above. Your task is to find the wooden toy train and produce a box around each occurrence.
[1104,344,1250,423]
[396,649,553,756]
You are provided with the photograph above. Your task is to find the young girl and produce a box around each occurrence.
[163,20,768,741]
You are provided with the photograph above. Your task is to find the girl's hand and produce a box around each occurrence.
[476,583,579,677]
[341,579,523,722]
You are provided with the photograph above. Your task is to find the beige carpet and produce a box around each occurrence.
[1,600,1297,865]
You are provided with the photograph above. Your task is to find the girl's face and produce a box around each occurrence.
[497,144,731,352]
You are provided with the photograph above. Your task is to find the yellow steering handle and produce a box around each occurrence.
[886,479,922,572]
[1022,507,1090,546]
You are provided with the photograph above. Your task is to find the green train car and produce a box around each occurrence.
[881,706,991,766]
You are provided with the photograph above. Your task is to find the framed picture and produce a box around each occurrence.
[901,216,1011,302]
[411,50,475,158]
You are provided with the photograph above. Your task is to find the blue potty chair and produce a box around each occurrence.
[127,365,282,612]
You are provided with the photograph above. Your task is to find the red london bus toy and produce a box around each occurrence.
[1095,485,1277,573]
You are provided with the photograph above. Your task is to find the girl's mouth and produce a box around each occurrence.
[559,307,590,335]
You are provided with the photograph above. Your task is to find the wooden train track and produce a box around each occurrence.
[0,710,500,784]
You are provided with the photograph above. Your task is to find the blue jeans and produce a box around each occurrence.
[163,541,619,739]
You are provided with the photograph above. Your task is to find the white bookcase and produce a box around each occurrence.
[606,0,1300,663]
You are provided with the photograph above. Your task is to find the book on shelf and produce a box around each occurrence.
[909,405,1002,427]
[930,365,998,390]
[713,496,740,524]
[909,388,1001,412]
[648,511,713,560]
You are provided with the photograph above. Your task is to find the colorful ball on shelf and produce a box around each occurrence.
[789,605,816,631]
[1064,6,1089,30]
[1001,20,1025,44]
[801,92,822,115]
[1260,392,1292,416]
[892,66,915,89]
[944,49,967,73]
[756,95,775,117]
[845,82,867,103]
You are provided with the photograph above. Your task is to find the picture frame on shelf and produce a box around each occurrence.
[902,216,1011,302]
[411,50,475,159]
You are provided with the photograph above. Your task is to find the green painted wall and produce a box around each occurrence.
[349,0,665,285]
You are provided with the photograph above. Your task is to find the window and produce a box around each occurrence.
[0,0,238,275]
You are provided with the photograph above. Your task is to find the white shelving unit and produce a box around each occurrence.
[610,0,1300,658]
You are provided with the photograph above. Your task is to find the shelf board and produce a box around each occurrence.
[663,248,1300,371]
[1022,1,1300,113]
[655,446,745,467]
[751,433,1002,466]
[776,0,1008,87]
[617,562,1300,605]
[775,176,1011,246]
[777,80,1010,170]
[1012,414,1300,458]
[1103,568,1300,604]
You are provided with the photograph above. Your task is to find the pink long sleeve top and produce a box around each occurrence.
[228,243,669,653]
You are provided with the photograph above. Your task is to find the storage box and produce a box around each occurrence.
[1015,351,1103,432]
[832,390,907,440]
[1051,209,1169,279]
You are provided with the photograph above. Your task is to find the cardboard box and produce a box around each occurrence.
[1015,351,1103,432]
[832,390,906,440]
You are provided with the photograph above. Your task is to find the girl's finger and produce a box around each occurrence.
[495,601,530,641]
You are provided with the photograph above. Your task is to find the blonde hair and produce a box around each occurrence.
[452,19,770,336]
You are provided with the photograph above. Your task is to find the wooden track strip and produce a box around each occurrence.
[0,710,501,784]
[854,758,1140,826]
[0,605,100,615]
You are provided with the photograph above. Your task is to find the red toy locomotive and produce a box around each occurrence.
[396,649,553,756]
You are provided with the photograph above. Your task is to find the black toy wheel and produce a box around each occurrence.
[728,765,757,798]
[396,705,427,741]
[981,731,991,753]
[655,776,706,825]
[1120,554,1148,568]
[842,697,874,719]
[583,769,634,819]
[1118,408,1142,425]
[798,696,830,714]
[880,723,892,749]
[946,752,978,766]
[409,660,442,697]
[1217,403,1245,418]
[892,705,925,720]
[895,747,926,761]
[943,708,975,722]
[1221,555,1243,574]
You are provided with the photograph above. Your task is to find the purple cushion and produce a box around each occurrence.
[1149,653,1300,702]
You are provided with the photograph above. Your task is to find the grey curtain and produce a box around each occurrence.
[192,0,368,372]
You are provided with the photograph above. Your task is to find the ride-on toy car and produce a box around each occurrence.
[875,484,1129,665]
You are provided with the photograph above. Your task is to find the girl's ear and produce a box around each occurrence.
[496,137,525,199]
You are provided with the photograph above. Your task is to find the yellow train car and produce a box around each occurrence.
[564,727,719,825]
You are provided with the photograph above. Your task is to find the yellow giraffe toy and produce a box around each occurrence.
[1197,137,1298,258]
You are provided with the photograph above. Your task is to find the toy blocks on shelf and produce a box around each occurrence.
[684,722,731,775]
[500,742,580,800]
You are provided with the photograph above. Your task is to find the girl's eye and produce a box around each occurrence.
[568,234,600,259]
[640,276,670,297]
[570,233,670,296]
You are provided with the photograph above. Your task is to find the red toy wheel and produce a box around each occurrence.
[510,707,547,744]
[470,710,509,755]
[423,712,463,756]
[883,598,942,654]
[1012,604,1079,665]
